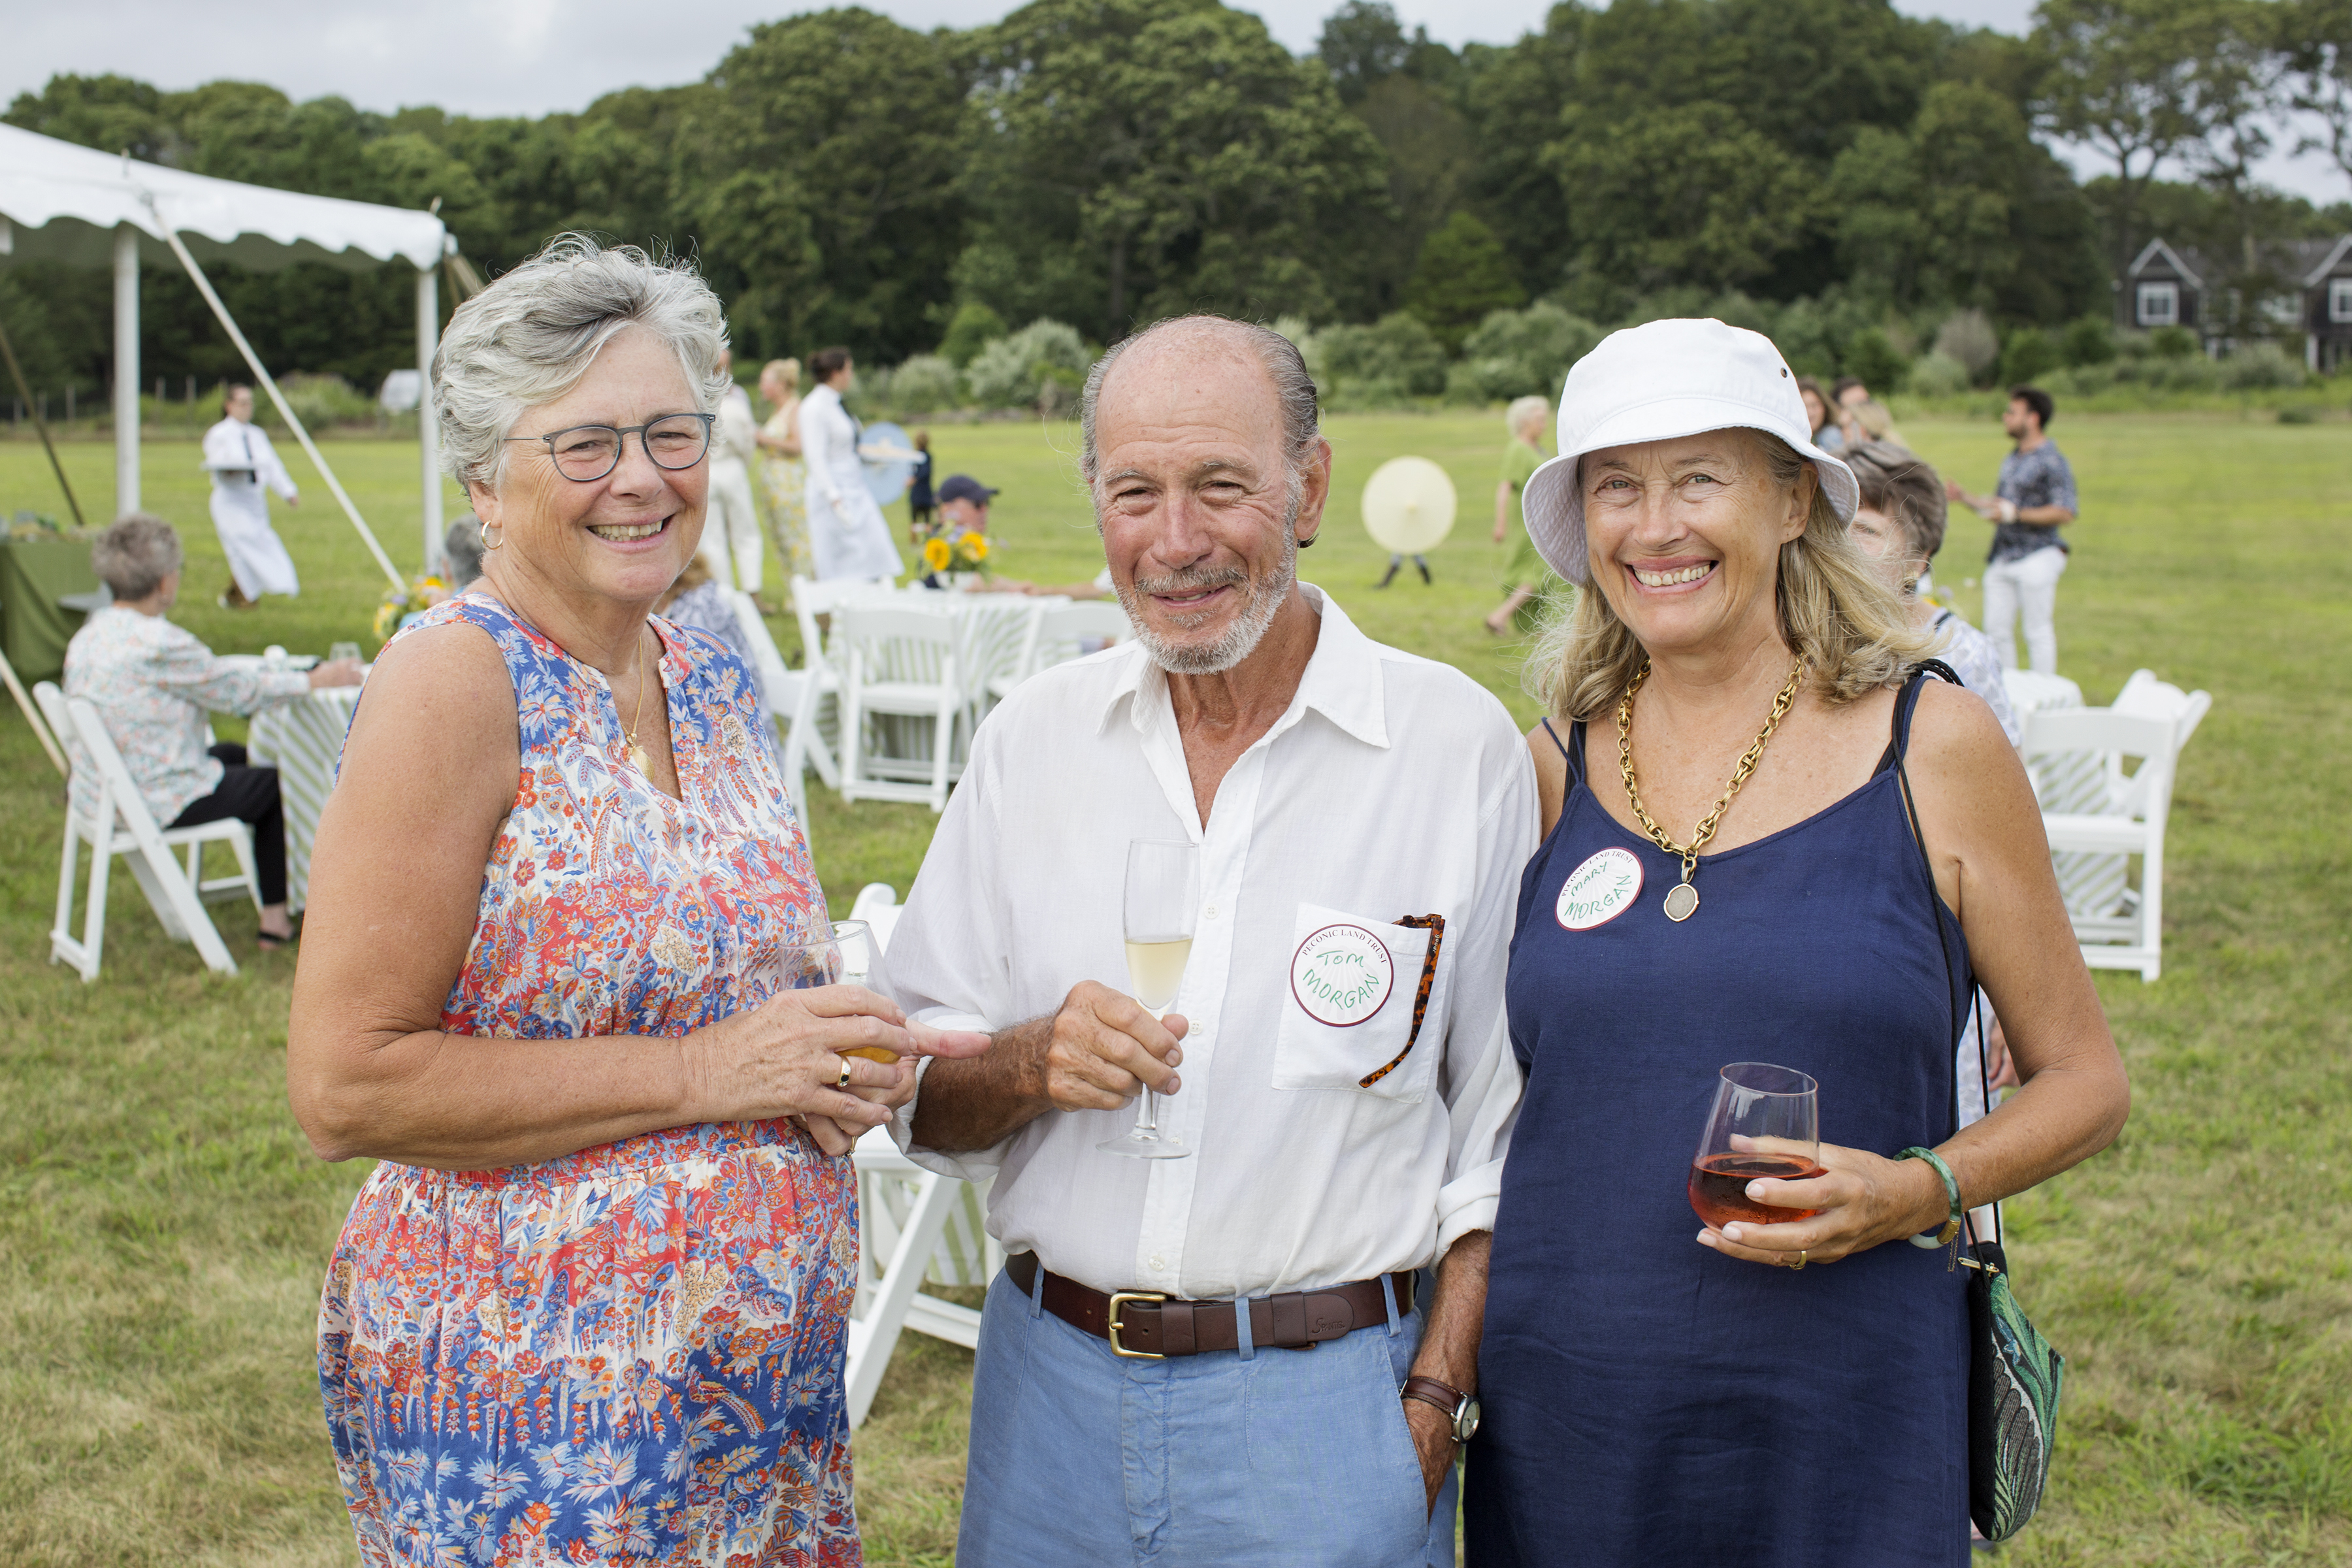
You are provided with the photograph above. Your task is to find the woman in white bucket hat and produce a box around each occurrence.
[1465,319,2128,1565]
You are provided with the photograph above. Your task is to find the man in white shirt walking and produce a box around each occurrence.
[201,384,300,607]
[887,316,1536,1566]
[700,349,765,595]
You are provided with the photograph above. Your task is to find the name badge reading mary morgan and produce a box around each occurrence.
[1557,846,1643,930]
[1290,923,1396,1027]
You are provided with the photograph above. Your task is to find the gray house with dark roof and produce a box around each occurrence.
[2299,235,2352,372]
[2122,235,2352,366]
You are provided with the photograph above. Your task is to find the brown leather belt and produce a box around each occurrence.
[1005,1251,1414,1359]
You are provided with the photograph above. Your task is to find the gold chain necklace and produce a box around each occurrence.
[1616,655,1806,923]
[623,627,655,775]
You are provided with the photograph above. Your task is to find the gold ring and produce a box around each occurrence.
[1792,1250,1808,1271]
[834,1057,853,1090]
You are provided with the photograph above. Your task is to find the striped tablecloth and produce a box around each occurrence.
[247,687,361,913]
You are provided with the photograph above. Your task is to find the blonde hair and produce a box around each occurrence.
[1506,395,1550,439]
[763,357,800,395]
[1528,430,1932,720]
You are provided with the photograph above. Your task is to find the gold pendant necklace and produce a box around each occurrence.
[623,627,655,775]
[1617,655,1806,923]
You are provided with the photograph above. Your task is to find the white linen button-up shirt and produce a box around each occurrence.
[887,586,1537,1301]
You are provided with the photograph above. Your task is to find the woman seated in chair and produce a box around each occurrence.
[61,514,362,949]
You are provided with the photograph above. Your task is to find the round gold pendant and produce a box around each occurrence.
[1663,882,1699,923]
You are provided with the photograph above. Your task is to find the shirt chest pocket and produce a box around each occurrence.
[1271,902,1450,1105]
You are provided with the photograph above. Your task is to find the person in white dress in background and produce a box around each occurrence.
[201,384,301,608]
[701,348,766,595]
[798,346,902,582]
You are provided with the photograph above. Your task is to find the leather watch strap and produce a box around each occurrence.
[1401,1375,1465,1420]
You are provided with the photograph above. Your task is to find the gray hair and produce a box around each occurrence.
[441,514,486,589]
[433,234,730,488]
[1841,440,1947,565]
[1506,395,1550,438]
[1079,316,1322,500]
[91,514,182,600]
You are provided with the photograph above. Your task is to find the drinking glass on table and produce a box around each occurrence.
[329,641,361,666]
[1099,838,1198,1160]
[1688,1062,1824,1229]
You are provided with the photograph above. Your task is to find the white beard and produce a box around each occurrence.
[1115,524,1298,676]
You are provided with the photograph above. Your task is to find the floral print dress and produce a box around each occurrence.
[317,593,859,1568]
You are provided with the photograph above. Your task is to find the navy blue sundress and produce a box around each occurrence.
[1466,672,1973,1567]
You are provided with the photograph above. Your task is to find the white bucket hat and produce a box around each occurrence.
[1521,318,1859,585]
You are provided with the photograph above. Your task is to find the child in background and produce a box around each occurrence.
[907,430,935,544]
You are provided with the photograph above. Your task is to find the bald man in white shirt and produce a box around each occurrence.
[887,316,1536,1567]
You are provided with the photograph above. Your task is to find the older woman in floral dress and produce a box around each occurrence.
[287,237,985,1567]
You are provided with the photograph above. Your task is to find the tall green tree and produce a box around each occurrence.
[2287,0,2352,193]
[954,0,1386,339]
[1405,212,1524,350]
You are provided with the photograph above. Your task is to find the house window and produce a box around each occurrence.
[2332,279,2352,324]
[2138,282,2179,326]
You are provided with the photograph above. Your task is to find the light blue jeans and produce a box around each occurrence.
[956,1267,1457,1567]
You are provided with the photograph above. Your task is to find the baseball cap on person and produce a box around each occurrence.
[937,474,998,506]
[1520,318,1858,585]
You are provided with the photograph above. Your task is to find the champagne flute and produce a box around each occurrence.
[1098,838,1198,1160]
[1688,1062,1825,1230]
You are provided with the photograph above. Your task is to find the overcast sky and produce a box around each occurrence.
[8,0,2343,203]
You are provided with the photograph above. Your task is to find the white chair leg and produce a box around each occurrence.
[144,844,237,975]
[928,699,953,813]
[52,817,82,972]
[847,1172,964,1430]
[840,688,864,804]
[231,821,263,912]
[80,828,113,982]
[790,677,841,791]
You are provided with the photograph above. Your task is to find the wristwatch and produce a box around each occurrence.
[1401,1375,1481,1444]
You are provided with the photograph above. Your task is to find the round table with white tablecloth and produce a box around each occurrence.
[246,683,361,914]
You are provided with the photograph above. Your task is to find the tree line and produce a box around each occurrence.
[5,0,2350,407]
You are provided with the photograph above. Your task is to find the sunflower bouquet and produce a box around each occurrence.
[372,574,447,642]
[921,529,993,581]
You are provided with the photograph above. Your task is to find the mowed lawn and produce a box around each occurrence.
[1,410,2346,1567]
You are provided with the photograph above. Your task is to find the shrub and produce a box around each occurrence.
[1448,302,1606,403]
[2001,329,2062,387]
[2276,402,2317,423]
[262,373,376,433]
[937,302,1007,369]
[965,319,1091,410]
[1908,352,1971,397]
[2150,325,2199,360]
[2221,342,2306,390]
[2055,363,2117,397]
[1309,312,1448,403]
[1933,310,2001,384]
[883,353,962,414]
[2061,318,2116,367]
[1844,327,1908,394]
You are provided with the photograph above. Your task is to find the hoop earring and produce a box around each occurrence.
[480,522,503,551]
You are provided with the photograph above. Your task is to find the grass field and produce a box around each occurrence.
[2,410,2347,1566]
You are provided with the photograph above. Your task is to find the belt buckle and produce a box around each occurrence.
[1105,1291,1167,1359]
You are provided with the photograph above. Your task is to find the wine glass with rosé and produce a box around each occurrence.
[1688,1062,1827,1230]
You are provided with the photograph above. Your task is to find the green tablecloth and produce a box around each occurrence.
[0,534,100,683]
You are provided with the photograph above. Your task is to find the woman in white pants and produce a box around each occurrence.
[798,347,903,582]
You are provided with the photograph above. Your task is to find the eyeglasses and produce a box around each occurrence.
[506,413,714,482]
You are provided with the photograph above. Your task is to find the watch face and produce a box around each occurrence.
[1456,1397,1482,1444]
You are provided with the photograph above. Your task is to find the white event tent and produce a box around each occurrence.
[0,122,458,586]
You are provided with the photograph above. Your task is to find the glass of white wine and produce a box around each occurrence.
[1098,838,1198,1160]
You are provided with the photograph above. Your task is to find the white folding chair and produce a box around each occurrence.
[838,607,960,813]
[36,684,259,981]
[2024,697,2202,981]
[785,575,854,791]
[838,883,1000,1427]
[988,599,1130,704]
[717,585,814,830]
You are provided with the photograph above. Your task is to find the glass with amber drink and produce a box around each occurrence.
[1688,1062,1826,1230]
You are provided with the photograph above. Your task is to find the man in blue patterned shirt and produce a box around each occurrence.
[1946,384,2076,673]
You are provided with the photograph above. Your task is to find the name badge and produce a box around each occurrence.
[1557,846,1643,931]
[1290,923,1396,1027]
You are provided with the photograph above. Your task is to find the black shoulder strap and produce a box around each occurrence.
[1538,716,1589,787]
[1876,658,1962,774]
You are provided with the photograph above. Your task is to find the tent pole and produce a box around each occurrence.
[151,216,405,591]
[0,316,86,527]
[416,263,441,572]
[113,224,139,517]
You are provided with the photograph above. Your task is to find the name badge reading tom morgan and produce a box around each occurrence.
[1290,923,1397,1027]
[1557,846,1644,931]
